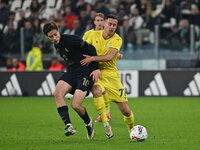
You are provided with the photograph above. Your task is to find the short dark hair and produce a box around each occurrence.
[105,14,118,21]
[43,22,58,36]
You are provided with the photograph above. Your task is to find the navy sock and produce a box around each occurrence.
[80,110,90,124]
[57,106,71,126]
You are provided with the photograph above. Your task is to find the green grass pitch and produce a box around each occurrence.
[0,97,200,150]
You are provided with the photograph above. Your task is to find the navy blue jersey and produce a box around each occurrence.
[55,34,99,73]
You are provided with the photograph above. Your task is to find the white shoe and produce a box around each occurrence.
[65,123,76,136]
[104,124,113,139]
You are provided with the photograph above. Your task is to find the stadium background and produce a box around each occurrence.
[0,0,200,96]
[0,1,200,150]
[0,0,200,69]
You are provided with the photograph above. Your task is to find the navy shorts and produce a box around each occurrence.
[58,71,94,96]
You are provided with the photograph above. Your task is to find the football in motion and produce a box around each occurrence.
[130,125,148,142]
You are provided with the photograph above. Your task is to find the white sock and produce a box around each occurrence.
[106,110,110,114]
[103,122,109,127]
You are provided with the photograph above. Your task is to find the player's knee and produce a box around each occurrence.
[119,105,131,116]
[123,111,130,116]
[54,90,59,98]
[92,85,102,97]
[71,102,80,111]
[122,109,131,116]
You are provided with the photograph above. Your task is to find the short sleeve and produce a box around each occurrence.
[109,37,122,52]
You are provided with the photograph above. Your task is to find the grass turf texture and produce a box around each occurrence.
[0,97,199,150]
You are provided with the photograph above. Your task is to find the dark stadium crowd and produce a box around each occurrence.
[0,0,200,62]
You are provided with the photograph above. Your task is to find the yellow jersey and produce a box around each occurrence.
[83,30,122,72]
[26,47,43,71]
[83,29,94,41]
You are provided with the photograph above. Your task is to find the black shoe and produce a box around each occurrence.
[85,117,95,140]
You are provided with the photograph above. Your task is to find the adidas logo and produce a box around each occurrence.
[1,74,22,96]
[144,73,168,96]
[37,73,56,96]
[183,73,200,96]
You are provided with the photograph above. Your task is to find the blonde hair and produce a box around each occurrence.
[94,13,105,20]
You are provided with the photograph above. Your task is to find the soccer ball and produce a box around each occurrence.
[130,125,148,142]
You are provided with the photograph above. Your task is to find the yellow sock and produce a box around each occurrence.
[124,111,134,132]
[93,96,107,123]
[103,92,110,113]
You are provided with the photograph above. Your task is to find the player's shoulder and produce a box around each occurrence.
[110,33,122,43]
[61,34,82,47]
[84,29,95,35]
[90,29,102,36]
[87,30,102,35]
[61,34,82,44]
[113,33,122,41]
[89,30,102,38]
[62,34,80,39]
[84,29,102,40]
[83,29,94,39]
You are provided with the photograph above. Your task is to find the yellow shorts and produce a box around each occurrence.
[94,70,128,103]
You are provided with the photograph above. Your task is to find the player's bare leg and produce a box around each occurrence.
[72,90,94,140]
[116,101,134,132]
[54,80,76,136]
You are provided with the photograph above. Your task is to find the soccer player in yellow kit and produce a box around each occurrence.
[84,13,123,123]
[84,13,111,123]
[81,14,134,138]
[83,13,113,138]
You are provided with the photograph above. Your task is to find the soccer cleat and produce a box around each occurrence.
[85,117,95,140]
[104,124,113,139]
[95,113,111,122]
[65,123,76,136]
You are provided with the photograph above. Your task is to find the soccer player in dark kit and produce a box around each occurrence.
[43,22,100,140]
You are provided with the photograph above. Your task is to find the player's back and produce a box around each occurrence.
[55,34,98,73]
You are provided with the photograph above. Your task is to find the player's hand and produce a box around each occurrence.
[80,54,92,66]
[117,53,123,59]
[90,69,101,82]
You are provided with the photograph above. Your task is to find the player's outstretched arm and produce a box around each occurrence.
[80,48,118,66]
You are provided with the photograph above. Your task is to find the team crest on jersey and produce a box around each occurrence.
[65,48,69,52]
[108,43,110,48]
